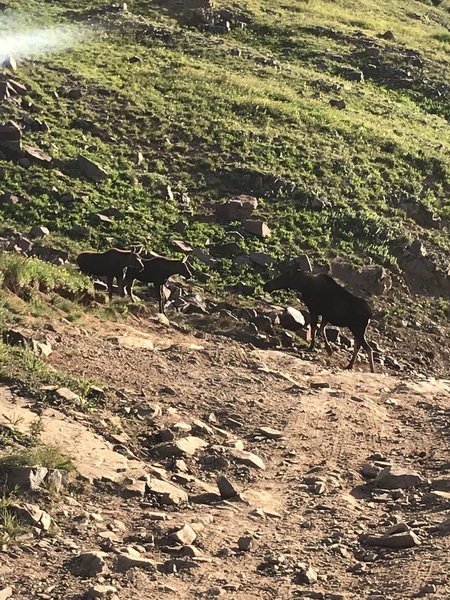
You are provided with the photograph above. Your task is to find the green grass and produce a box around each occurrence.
[0,445,74,471]
[0,0,448,312]
[0,342,96,405]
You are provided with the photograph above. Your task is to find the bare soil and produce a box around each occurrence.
[0,311,449,600]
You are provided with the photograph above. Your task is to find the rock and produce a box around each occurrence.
[29,225,50,239]
[180,545,203,558]
[361,530,421,549]
[295,564,318,584]
[237,536,253,551]
[109,335,154,350]
[22,145,52,166]
[85,585,118,599]
[122,479,146,498]
[0,588,13,600]
[1,330,52,358]
[331,262,392,296]
[342,69,364,82]
[145,478,188,506]
[241,219,271,238]
[70,551,108,577]
[330,99,346,109]
[157,436,207,457]
[55,387,81,403]
[361,462,381,478]
[280,307,306,331]
[192,247,217,267]
[419,584,437,595]
[31,245,69,265]
[90,213,113,226]
[161,558,201,573]
[0,120,22,156]
[115,548,155,572]
[77,155,108,182]
[2,55,17,71]
[3,466,48,491]
[216,475,240,499]
[374,467,424,490]
[246,251,274,267]
[170,524,197,546]
[229,449,265,470]
[381,30,395,40]
[257,427,284,440]
[215,195,258,221]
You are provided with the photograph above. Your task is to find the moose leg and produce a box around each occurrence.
[346,340,360,370]
[307,313,319,351]
[106,276,114,300]
[361,337,375,373]
[318,319,333,355]
[128,280,140,303]
[116,274,126,298]
[347,328,375,372]
[158,285,165,314]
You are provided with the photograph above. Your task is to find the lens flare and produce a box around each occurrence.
[0,14,87,62]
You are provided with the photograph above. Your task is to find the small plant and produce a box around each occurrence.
[0,445,75,472]
[0,498,29,544]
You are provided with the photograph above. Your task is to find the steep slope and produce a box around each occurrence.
[0,0,449,296]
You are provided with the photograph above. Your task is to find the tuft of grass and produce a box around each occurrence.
[0,254,94,298]
[0,445,75,472]
[0,342,98,407]
[0,498,29,544]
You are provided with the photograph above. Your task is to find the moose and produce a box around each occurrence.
[123,255,193,314]
[264,266,375,372]
[76,248,144,300]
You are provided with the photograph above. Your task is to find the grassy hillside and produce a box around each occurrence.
[0,0,449,296]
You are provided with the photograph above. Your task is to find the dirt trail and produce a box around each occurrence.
[0,314,449,600]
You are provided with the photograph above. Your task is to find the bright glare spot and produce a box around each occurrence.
[0,14,87,61]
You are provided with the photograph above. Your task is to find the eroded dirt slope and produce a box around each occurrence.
[0,314,449,600]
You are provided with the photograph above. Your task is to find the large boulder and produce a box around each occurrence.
[77,155,108,182]
[215,195,258,221]
[331,262,392,296]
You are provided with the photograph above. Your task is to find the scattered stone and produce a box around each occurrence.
[3,466,48,491]
[361,462,381,478]
[241,219,271,238]
[145,478,188,506]
[330,99,346,109]
[161,558,201,573]
[295,564,318,585]
[70,551,108,577]
[157,436,207,457]
[246,251,274,267]
[170,524,197,546]
[55,387,81,403]
[192,247,217,267]
[216,475,240,499]
[29,225,50,239]
[257,427,284,440]
[115,548,155,572]
[237,536,253,551]
[381,30,395,40]
[280,307,306,331]
[122,479,146,498]
[85,585,117,599]
[374,467,424,490]
[361,530,421,549]
[419,584,437,595]
[229,449,265,470]
[215,195,258,221]
[77,155,108,182]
